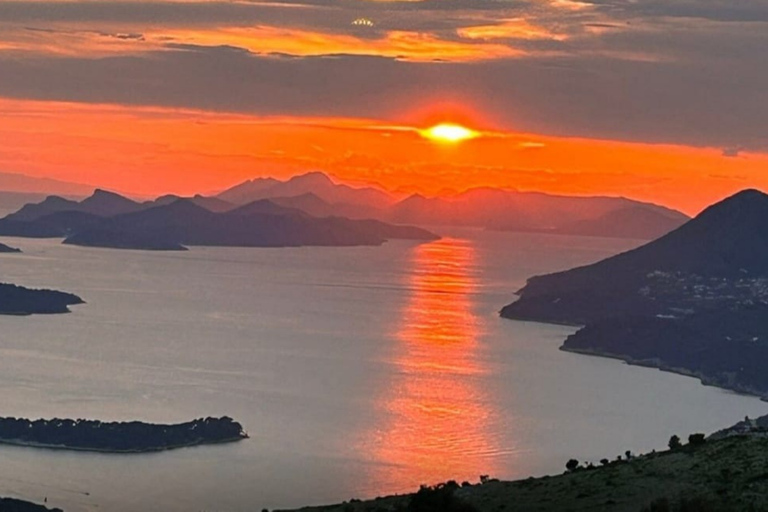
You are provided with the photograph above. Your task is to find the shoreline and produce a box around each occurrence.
[559,345,768,402]
[502,308,768,403]
[0,434,248,454]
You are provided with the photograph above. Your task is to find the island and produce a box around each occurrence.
[0,283,83,315]
[0,242,21,253]
[63,227,189,251]
[0,497,61,512]
[0,416,248,453]
[501,189,768,399]
[0,190,439,250]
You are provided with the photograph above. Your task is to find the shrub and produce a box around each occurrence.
[643,497,670,512]
[408,483,478,512]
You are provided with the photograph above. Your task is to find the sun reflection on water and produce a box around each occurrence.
[366,237,501,490]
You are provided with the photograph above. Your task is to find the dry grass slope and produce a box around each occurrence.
[279,435,768,512]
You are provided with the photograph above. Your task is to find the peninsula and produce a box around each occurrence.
[0,416,248,453]
[501,189,768,398]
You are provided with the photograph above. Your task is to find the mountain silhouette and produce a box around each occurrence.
[149,194,235,213]
[3,189,143,224]
[61,198,437,250]
[217,172,393,212]
[501,188,768,398]
[388,188,688,239]
[217,173,688,239]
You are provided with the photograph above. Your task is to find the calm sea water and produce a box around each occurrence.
[0,231,764,512]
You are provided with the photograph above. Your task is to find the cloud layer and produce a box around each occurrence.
[0,0,767,150]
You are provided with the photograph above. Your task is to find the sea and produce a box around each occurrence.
[0,230,764,512]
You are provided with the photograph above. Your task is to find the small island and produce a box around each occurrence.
[0,283,83,315]
[0,242,21,253]
[0,416,248,453]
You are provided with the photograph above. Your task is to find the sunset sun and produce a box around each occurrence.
[420,123,479,143]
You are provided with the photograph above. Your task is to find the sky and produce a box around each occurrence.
[1,0,767,213]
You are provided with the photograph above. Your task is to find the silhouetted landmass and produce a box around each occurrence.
[4,189,143,223]
[0,211,103,238]
[280,427,768,512]
[0,416,247,453]
[501,189,768,398]
[151,194,235,212]
[0,283,83,315]
[553,205,687,240]
[61,199,437,250]
[0,242,21,253]
[1,189,437,250]
[217,173,690,240]
[64,227,188,251]
[0,497,62,512]
[393,189,689,240]
[269,193,340,217]
[217,172,392,213]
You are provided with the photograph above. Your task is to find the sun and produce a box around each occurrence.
[420,123,479,143]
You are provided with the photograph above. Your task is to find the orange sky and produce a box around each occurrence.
[0,97,764,214]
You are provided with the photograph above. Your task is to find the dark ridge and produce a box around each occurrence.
[500,188,768,398]
[78,189,142,216]
[3,195,79,222]
[61,198,438,250]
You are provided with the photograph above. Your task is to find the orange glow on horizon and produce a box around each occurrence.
[1,97,767,215]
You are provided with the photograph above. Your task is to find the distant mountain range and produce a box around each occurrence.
[386,188,688,239]
[216,172,689,240]
[501,188,768,398]
[217,172,393,213]
[0,171,691,250]
[0,189,437,250]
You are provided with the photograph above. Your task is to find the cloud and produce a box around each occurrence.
[584,0,768,23]
[0,0,767,151]
[0,43,767,151]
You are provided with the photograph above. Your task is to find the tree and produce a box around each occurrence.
[600,458,609,466]
[566,459,580,472]
[668,435,681,450]
[688,433,706,446]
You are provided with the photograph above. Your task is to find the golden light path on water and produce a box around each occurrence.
[366,237,502,489]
